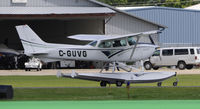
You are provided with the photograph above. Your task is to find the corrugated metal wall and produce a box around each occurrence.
[105,12,159,44]
[126,7,200,47]
[0,0,99,7]
[105,12,158,35]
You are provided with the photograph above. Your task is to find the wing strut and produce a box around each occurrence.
[129,36,140,60]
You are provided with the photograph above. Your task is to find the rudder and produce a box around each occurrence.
[15,25,47,55]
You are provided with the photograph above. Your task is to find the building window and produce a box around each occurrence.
[12,0,27,3]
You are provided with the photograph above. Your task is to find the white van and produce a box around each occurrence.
[144,47,200,70]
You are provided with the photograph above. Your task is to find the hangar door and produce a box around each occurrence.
[0,19,104,50]
[0,7,115,50]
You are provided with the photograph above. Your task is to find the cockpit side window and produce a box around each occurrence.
[98,38,127,48]
[88,41,97,47]
[128,36,136,46]
[113,39,127,47]
[98,41,112,48]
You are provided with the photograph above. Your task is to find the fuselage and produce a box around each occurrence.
[34,42,157,63]
[16,25,159,63]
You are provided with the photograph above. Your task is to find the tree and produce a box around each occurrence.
[98,0,128,5]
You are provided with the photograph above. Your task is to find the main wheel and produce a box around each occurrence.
[116,81,123,87]
[157,82,162,87]
[186,65,193,70]
[173,82,178,86]
[100,81,107,87]
[177,61,186,70]
[144,61,152,70]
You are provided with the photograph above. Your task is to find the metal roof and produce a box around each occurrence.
[89,0,166,29]
[0,7,115,15]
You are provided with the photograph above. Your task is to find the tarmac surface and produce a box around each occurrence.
[0,68,200,76]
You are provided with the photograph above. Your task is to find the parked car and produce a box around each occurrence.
[25,57,42,71]
[144,47,200,70]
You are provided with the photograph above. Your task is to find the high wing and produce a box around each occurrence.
[57,71,177,84]
[68,30,160,41]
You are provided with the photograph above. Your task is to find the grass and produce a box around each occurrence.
[0,74,200,87]
[1,75,200,100]
[12,87,200,100]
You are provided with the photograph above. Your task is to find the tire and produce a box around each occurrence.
[100,81,107,87]
[153,66,159,70]
[173,82,178,86]
[116,81,123,87]
[157,82,162,87]
[186,65,193,70]
[177,61,186,70]
[144,61,152,70]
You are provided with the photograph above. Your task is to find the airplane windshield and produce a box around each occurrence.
[88,41,97,47]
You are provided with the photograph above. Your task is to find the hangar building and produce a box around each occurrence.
[0,0,164,50]
[120,6,200,47]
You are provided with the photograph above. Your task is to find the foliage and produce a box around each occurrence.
[98,0,128,5]
[97,0,200,8]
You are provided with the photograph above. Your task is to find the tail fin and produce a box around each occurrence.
[15,25,47,55]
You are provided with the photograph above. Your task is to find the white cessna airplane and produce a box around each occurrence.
[16,25,178,87]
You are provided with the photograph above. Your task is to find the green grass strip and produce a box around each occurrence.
[1,74,200,87]
[11,87,200,100]
[1,100,200,109]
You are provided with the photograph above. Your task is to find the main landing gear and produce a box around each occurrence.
[157,77,179,87]
[157,81,178,87]
[100,81,124,87]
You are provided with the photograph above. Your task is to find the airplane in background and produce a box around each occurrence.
[15,25,178,87]
[0,44,20,56]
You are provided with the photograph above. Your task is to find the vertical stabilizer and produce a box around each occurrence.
[15,25,47,55]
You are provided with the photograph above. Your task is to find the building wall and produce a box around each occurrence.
[126,7,200,47]
[0,0,99,7]
[0,0,162,48]
[105,12,159,44]
[106,12,158,35]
